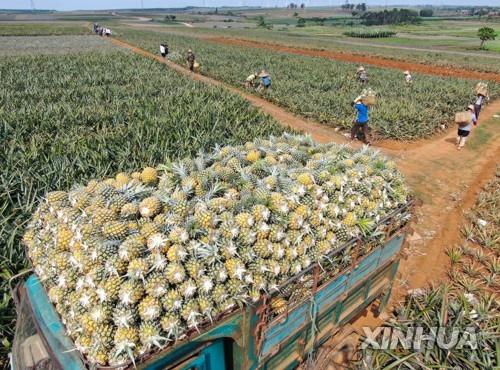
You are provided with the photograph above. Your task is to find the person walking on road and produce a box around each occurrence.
[474,92,487,119]
[187,49,196,72]
[456,105,477,150]
[351,96,370,145]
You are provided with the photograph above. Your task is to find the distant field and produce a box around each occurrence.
[132,24,500,74]
[114,27,499,140]
[0,35,117,55]
[0,22,89,35]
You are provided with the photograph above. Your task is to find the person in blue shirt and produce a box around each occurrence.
[351,96,370,144]
[258,70,271,91]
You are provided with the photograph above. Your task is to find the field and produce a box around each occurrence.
[123,18,500,74]
[114,27,499,140]
[0,36,283,361]
[0,8,499,369]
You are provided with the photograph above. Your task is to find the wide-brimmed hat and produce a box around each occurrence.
[357,66,365,72]
[258,70,269,77]
[404,70,410,75]
[188,49,193,53]
[467,104,474,111]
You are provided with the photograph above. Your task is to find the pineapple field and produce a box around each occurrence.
[0,47,283,362]
[23,134,410,366]
[1,17,499,370]
[113,27,500,140]
[361,169,499,369]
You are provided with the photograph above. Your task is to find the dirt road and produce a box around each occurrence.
[110,36,500,322]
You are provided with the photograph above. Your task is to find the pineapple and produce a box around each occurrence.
[102,221,129,239]
[160,313,183,340]
[139,321,167,351]
[141,167,158,185]
[138,295,162,321]
[139,196,162,218]
[144,272,168,298]
[161,289,183,312]
[127,258,149,281]
[118,280,144,306]
[165,263,186,284]
[246,149,261,163]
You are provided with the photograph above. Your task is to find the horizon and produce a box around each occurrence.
[2,1,497,12]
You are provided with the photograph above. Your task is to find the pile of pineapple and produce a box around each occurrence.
[22,134,410,367]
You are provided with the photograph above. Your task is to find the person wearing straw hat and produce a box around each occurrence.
[356,66,368,84]
[258,70,272,91]
[456,105,477,150]
[187,49,196,72]
[245,71,259,89]
[404,70,412,84]
[351,95,371,145]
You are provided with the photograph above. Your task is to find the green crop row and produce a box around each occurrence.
[343,30,396,38]
[0,50,283,362]
[113,27,499,141]
[0,22,90,36]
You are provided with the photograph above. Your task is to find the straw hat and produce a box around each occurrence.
[357,66,365,72]
[188,49,193,53]
[404,70,410,75]
[467,104,474,111]
[258,70,269,77]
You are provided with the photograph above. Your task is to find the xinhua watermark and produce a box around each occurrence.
[361,326,479,350]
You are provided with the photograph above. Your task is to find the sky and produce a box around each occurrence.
[1,0,495,10]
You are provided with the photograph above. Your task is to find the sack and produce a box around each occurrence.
[262,76,271,87]
[455,111,471,125]
[361,88,376,106]
[193,62,201,72]
[475,82,488,96]
[363,95,376,106]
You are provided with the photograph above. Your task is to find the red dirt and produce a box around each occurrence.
[207,36,500,83]
[111,36,500,327]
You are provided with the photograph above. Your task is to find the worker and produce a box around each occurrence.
[404,70,412,84]
[474,91,487,119]
[105,28,111,37]
[356,66,368,84]
[456,105,477,150]
[351,96,370,145]
[160,43,166,58]
[187,49,196,72]
[258,70,272,91]
[245,72,259,89]
[93,23,98,33]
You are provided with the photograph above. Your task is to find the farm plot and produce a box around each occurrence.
[0,50,283,359]
[114,28,499,141]
[0,35,117,56]
[0,22,89,36]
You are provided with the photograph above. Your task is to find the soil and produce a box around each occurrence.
[206,37,500,83]
[110,36,500,329]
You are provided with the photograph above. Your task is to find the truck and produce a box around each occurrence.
[10,202,412,370]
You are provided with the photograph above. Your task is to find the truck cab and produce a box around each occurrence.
[11,204,410,370]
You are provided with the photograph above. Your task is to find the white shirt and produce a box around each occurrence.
[160,45,165,53]
[405,74,412,83]
[475,95,484,106]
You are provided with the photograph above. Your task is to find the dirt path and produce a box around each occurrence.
[206,37,500,83]
[110,35,500,321]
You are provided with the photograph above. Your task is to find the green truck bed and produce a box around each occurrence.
[11,204,411,370]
